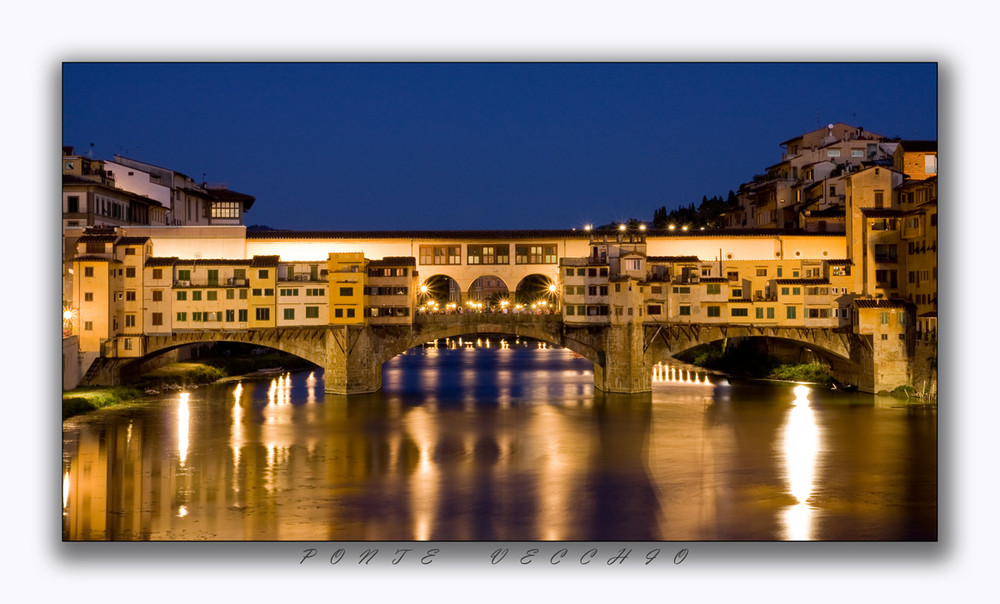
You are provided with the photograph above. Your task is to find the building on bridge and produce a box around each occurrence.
[65,220,933,396]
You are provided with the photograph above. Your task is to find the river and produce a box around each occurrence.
[62,341,936,541]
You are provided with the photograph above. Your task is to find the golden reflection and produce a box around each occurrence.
[63,471,69,510]
[231,383,243,477]
[177,505,188,518]
[405,408,438,540]
[306,372,316,404]
[178,392,190,466]
[780,384,820,540]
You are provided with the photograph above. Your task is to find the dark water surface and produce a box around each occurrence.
[62,344,936,541]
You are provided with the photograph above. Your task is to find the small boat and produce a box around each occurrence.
[256,367,285,376]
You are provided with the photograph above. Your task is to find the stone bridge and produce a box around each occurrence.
[125,314,868,394]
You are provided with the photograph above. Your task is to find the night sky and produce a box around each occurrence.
[62,62,936,231]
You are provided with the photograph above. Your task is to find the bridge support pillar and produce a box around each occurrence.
[322,326,383,395]
[594,323,651,394]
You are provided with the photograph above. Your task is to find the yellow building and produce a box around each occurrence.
[327,252,366,324]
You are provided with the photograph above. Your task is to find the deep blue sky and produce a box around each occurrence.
[62,62,936,231]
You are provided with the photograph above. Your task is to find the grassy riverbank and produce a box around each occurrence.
[63,362,228,420]
[62,385,147,420]
[678,342,835,386]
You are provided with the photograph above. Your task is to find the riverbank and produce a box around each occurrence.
[63,349,319,419]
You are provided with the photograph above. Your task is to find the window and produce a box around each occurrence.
[207,269,219,285]
[255,308,270,321]
[152,268,163,280]
[731,289,742,298]
[252,288,262,296]
[123,339,132,351]
[874,190,884,208]
[756,268,767,276]
[624,258,641,271]
[792,287,801,296]
[84,292,93,302]
[566,305,575,316]
[731,308,748,317]
[152,290,163,302]
[258,270,269,279]
[781,287,789,296]
[515,244,557,264]
[897,311,907,325]
[755,307,764,319]
[679,305,691,316]
[192,291,202,301]
[125,314,135,328]
[211,201,242,218]
[419,246,462,265]
[284,308,295,320]
[176,291,187,301]
[225,309,235,322]
[192,312,203,322]
[125,267,136,278]
[233,269,246,281]
[306,306,319,319]
[647,305,661,315]
[786,306,797,319]
[334,308,343,318]
[307,288,325,296]
[176,312,187,322]
[706,284,721,295]
[874,244,898,262]
[238,309,248,322]
[339,287,354,297]
[672,286,690,294]
[226,289,235,300]
[776,267,783,278]
[264,288,274,296]
[67,195,79,213]
[707,306,721,318]
[347,308,355,318]
[177,269,191,281]
[925,155,937,174]
[767,307,775,319]
[125,291,136,301]
[239,289,248,299]
[84,321,93,331]
[151,313,163,326]
[84,266,94,278]
[207,291,217,301]
[280,288,299,297]
[727,271,739,281]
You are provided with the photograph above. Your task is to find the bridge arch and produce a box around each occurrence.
[370,315,602,368]
[418,274,462,305]
[467,274,510,307]
[514,273,559,307]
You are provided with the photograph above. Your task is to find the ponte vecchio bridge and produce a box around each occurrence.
[70,226,895,394]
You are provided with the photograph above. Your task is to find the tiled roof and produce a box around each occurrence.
[776,278,829,285]
[117,236,150,246]
[146,257,179,267]
[251,255,280,267]
[246,227,843,241]
[699,277,727,283]
[900,140,937,152]
[172,258,254,266]
[648,255,700,263]
[369,256,416,266]
[77,234,117,243]
[73,254,119,263]
[824,259,852,265]
[853,298,910,309]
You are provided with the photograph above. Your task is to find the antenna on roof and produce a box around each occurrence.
[88,143,94,159]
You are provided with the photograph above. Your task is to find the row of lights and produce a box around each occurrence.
[582,223,706,232]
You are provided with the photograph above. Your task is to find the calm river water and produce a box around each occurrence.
[62,342,936,541]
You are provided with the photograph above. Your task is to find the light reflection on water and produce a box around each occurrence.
[61,346,936,541]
